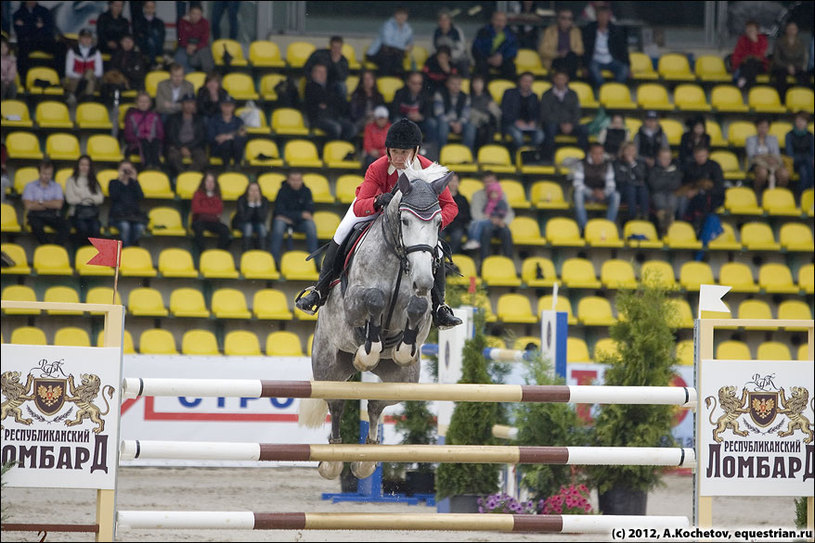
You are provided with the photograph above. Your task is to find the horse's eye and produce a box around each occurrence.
[401,218,409,226]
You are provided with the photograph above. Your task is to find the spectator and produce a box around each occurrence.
[770,21,808,101]
[1,35,17,100]
[22,160,69,246]
[164,93,208,177]
[64,29,104,106]
[155,62,195,117]
[96,1,130,56]
[785,111,814,195]
[123,91,164,170]
[174,3,214,73]
[133,0,166,69]
[13,1,66,79]
[108,160,146,247]
[580,1,615,23]
[207,94,247,168]
[1,144,9,204]
[423,45,457,95]
[633,111,669,168]
[433,9,469,77]
[191,171,231,253]
[472,11,518,81]
[391,71,437,155]
[102,34,147,104]
[501,71,544,153]
[349,69,385,134]
[572,143,620,231]
[539,8,584,80]
[582,4,629,88]
[305,63,355,140]
[304,36,350,99]
[597,113,629,156]
[469,74,502,150]
[648,147,683,235]
[363,106,391,168]
[233,181,270,252]
[540,70,588,161]
[732,20,768,90]
[613,142,649,221]
[269,170,318,269]
[196,71,228,119]
[64,155,104,244]
[678,116,711,169]
[433,73,476,153]
[366,6,413,76]
[746,117,790,193]
[467,171,515,262]
[443,173,471,255]
[211,0,239,41]
[507,1,545,50]
[677,145,725,229]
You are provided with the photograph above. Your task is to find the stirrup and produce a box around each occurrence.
[434,304,462,330]
[295,286,321,315]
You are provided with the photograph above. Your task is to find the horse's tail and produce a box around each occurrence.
[297,398,328,428]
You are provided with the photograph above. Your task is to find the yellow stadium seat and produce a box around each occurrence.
[623,220,663,248]
[676,339,694,365]
[97,329,135,353]
[259,73,286,101]
[314,210,341,239]
[601,259,638,289]
[694,55,730,82]
[2,285,39,315]
[139,329,178,355]
[1,99,34,127]
[500,180,530,209]
[759,263,798,293]
[577,296,616,326]
[74,245,115,276]
[545,217,585,246]
[718,262,759,293]
[256,172,285,201]
[144,71,169,97]
[377,76,403,103]
[521,256,557,287]
[496,293,538,323]
[599,82,636,109]
[266,331,304,356]
[35,101,73,129]
[128,287,168,317]
[286,41,316,68]
[567,337,592,362]
[740,222,780,251]
[212,39,248,67]
[593,337,619,361]
[801,263,815,294]
[137,170,174,199]
[149,207,187,236]
[785,87,814,113]
[341,43,362,71]
[515,48,547,76]
[440,144,478,173]
[571,81,599,108]
[561,257,601,289]
[86,134,124,163]
[25,67,63,95]
[224,330,261,356]
[557,146,588,171]
[636,83,673,110]
[705,120,727,146]
[449,254,480,286]
[514,145,554,175]
[76,102,113,130]
[779,223,814,252]
[52,327,90,347]
[629,51,658,80]
[679,261,714,291]
[711,85,749,112]
[240,250,280,280]
[508,216,546,246]
[156,248,197,279]
[43,286,81,315]
[539,295,577,325]
[1,202,21,232]
[803,189,814,217]
[529,181,569,210]
[281,250,319,281]
[778,300,812,330]
[762,187,800,216]
[663,221,702,249]
[708,222,742,250]
[335,174,363,204]
[222,72,258,100]
[200,249,239,279]
[737,299,774,330]
[709,150,745,181]
[481,256,521,286]
[253,289,293,320]
[457,178,482,201]
[667,298,694,329]
[218,172,249,201]
[531,80,551,96]
[724,187,762,215]
[509,336,541,351]
[33,245,72,275]
[11,326,47,345]
[120,247,157,277]
[45,133,80,161]
[725,121,757,149]
[657,53,695,81]
[674,84,712,111]
[245,139,283,167]
[585,218,624,248]
[303,173,334,203]
[748,86,786,113]
[86,287,122,307]
[487,79,515,104]
[272,108,310,135]
[5,131,44,160]
[768,121,793,143]
[477,144,515,173]
[660,118,684,146]
[716,340,751,360]
[323,140,361,170]
[175,171,203,199]
[757,342,792,361]
[284,139,323,168]
[235,106,269,135]
[169,288,210,318]
[184,71,206,93]
[211,288,251,319]
[182,329,219,355]
[798,344,811,361]
[249,40,286,68]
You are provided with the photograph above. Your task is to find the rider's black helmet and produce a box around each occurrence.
[385,118,423,149]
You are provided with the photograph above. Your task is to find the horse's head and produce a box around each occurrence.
[386,168,453,297]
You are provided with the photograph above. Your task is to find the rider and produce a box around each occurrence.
[295,118,463,329]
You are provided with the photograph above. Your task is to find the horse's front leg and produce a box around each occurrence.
[351,399,388,479]
[393,295,429,366]
[317,399,345,480]
[351,288,386,372]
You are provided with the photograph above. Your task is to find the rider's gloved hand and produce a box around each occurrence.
[374,193,394,210]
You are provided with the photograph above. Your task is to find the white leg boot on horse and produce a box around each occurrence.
[350,289,386,372]
[350,399,388,479]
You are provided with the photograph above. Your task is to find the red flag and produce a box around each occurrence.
[87,238,121,267]
[468,276,477,294]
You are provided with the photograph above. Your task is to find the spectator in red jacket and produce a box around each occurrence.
[173,3,214,73]
[363,106,391,168]
[732,20,768,90]
[190,171,231,253]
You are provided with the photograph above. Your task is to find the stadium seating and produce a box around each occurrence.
[139,329,178,354]
[561,258,601,289]
[758,263,798,293]
[521,256,557,287]
[35,101,73,129]
[2,100,34,127]
[496,293,538,323]
[600,259,638,289]
[266,331,304,356]
[481,256,522,286]
[718,262,759,293]
[33,245,73,275]
[539,295,578,325]
[170,288,210,318]
[54,327,91,347]
[253,289,293,320]
[225,331,262,356]
[2,285,39,315]
[249,40,286,68]
[182,329,220,355]
[43,286,81,315]
[200,249,240,279]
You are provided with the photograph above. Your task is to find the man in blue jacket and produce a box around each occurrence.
[471,11,518,81]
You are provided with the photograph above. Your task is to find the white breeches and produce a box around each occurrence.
[333,199,377,244]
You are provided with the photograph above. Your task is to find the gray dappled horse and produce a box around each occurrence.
[300,165,453,481]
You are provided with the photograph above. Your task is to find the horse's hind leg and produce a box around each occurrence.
[317,399,345,480]
[352,288,386,372]
[393,295,429,366]
[350,399,389,479]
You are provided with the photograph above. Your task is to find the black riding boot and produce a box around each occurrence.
[295,240,341,314]
[431,262,462,329]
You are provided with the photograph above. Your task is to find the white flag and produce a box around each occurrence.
[698,284,731,318]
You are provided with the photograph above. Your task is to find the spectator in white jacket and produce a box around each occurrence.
[64,28,103,106]
[572,142,620,230]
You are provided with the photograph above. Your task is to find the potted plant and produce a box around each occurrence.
[395,400,437,496]
[585,277,679,514]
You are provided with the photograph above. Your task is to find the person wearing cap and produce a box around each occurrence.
[207,94,247,168]
[363,106,392,168]
[633,111,669,169]
[64,28,104,105]
[295,118,462,329]
[165,93,208,177]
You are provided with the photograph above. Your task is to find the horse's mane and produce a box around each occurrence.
[403,161,449,184]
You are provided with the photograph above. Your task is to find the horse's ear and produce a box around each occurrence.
[430,171,454,196]
[397,172,412,195]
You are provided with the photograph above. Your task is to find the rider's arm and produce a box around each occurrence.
[353,157,388,218]
[438,186,458,229]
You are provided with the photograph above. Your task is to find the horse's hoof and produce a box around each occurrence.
[353,342,381,372]
[317,461,344,480]
[351,461,377,479]
[392,341,416,366]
